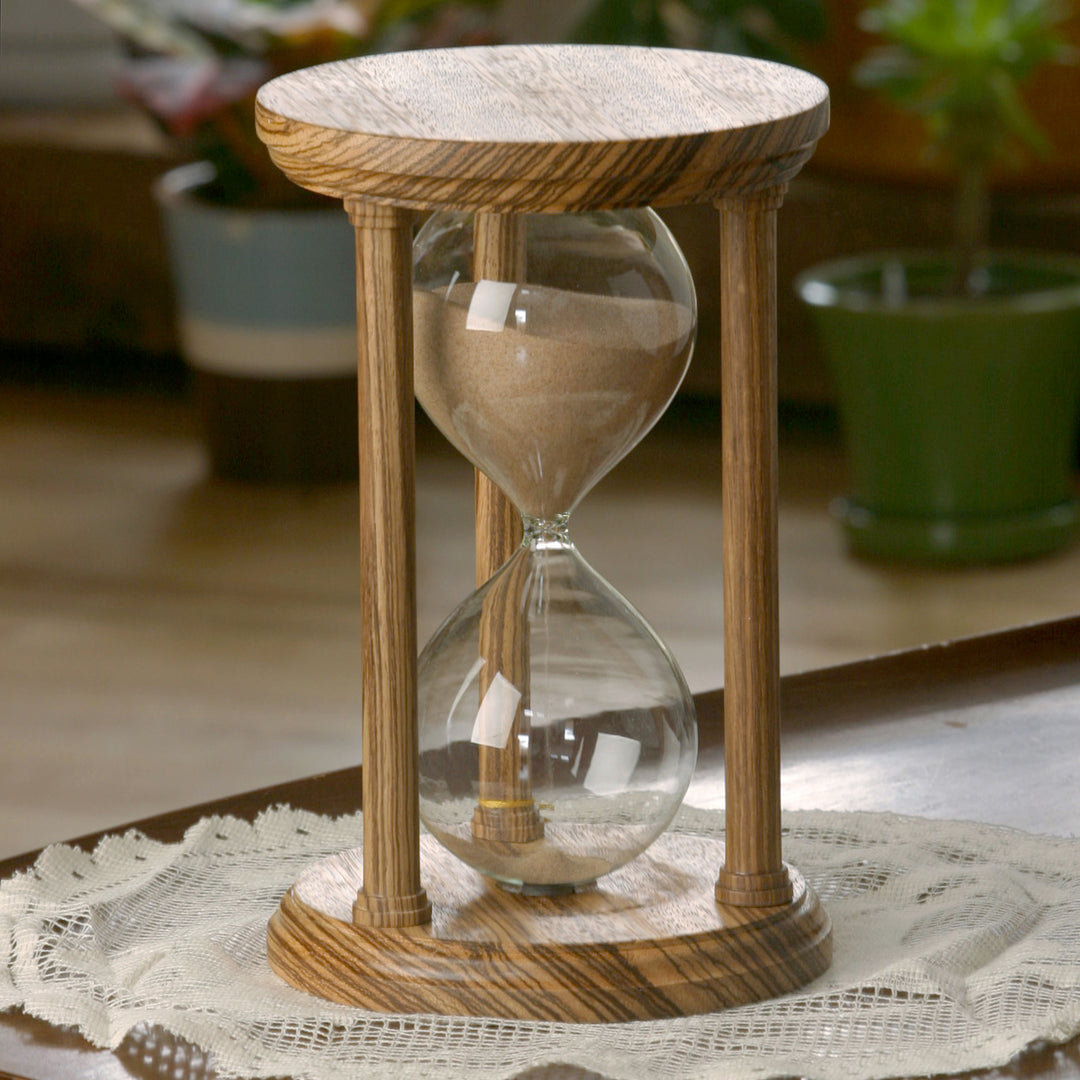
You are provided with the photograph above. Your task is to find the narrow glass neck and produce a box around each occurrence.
[523,513,571,547]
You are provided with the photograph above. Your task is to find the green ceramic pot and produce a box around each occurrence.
[796,252,1080,562]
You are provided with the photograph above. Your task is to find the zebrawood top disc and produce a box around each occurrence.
[255,45,829,211]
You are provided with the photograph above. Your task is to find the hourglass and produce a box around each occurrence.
[256,44,831,1022]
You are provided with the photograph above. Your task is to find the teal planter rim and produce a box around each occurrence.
[795,250,1080,317]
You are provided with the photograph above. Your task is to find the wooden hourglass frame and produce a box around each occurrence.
[255,45,831,1023]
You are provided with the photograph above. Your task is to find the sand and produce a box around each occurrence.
[413,283,694,521]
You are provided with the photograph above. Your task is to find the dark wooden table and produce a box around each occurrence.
[2,615,1079,1080]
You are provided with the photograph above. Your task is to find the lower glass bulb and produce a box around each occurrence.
[418,524,697,894]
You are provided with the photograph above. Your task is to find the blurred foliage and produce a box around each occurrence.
[855,0,1073,289]
[857,0,1072,168]
[69,0,501,205]
[570,0,828,63]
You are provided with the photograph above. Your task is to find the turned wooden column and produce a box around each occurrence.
[346,198,431,928]
[472,212,526,585]
[469,211,544,844]
[715,186,793,908]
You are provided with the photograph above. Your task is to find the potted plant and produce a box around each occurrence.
[68,0,498,482]
[796,0,1080,562]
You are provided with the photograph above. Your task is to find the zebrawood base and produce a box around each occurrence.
[267,833,831,1023]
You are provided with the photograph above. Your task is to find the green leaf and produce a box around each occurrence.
[854,0,1072,172]
[989,65,1053,152]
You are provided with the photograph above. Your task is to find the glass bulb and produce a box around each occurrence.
[413,209,698,893]
[418,521,697,893]
[413,210,696,519]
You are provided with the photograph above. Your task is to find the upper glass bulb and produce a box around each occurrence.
[413,210,697,519]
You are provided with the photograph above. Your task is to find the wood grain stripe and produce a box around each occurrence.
[262,144,822,212]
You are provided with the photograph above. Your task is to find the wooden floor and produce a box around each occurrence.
[2,386,1080,861]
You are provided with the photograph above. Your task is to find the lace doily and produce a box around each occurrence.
[2,806,1078,1080]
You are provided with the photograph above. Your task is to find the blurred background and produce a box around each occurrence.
[1,0,1079,860]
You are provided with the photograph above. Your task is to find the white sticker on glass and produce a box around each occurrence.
[583,733,642,796]
[465,279,517,332]
[471,672,523,749]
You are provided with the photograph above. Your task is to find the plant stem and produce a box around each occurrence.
[953,156,990,296]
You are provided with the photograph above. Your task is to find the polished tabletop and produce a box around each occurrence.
[2,615,1079,1080]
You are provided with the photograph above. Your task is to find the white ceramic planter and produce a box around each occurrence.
[155,162,358,482]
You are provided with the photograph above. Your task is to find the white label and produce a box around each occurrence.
[583,733,642,796]
[471,672,523,749]
[465,280,517,332]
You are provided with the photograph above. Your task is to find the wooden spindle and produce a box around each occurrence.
[469,212,544,845]
[473,212,526,586]
[346,198,431,928]
[715,187,794,908]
